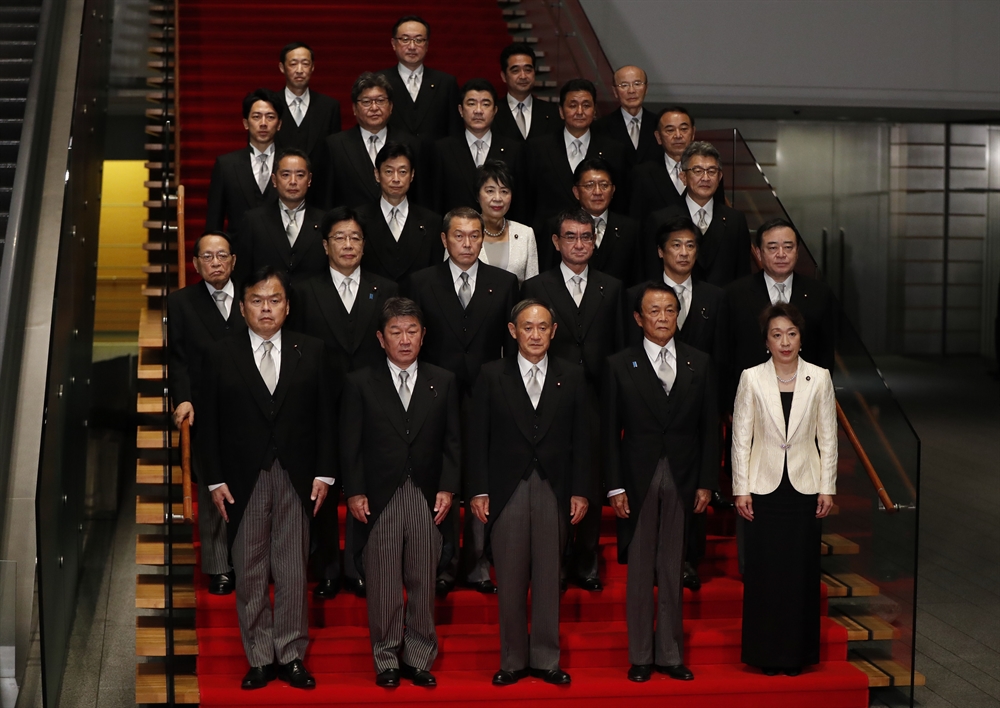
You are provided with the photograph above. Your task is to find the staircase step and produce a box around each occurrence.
[137,394,171,414]
[136,462,181,485]
[136,575,196,609]
[848,652,925,688]
[136,425,177,448]
[136,664,199,704]
[136,495,186,525]
[820,533,859,555]
[136,534,195,565]
[830,611,899,642]
[139,309,167,347]
[137,616,198,656]
[821,572,879,598]
[142,240,178,252]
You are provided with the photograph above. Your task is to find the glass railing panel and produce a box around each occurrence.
[0,560,15,705]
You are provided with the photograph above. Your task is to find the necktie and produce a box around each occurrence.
[473,139,486,167]
[594,217,606,249]
[676,284,688,329]
[397,370,412,410]
[285,207,299,246]
[407,71,420,101]
[368,135,379,165]
[569,139,583,170]
[696,208,708,234]
[458,272,472,309]
[656,347,674,394]
[525,365,542,409]
[570,275,584,307]
[515,102,527,138]
[259,340,277,394]
[291,96,304,125]
[339,278,354,310]
[256,153,270,193]
[671,162,683,193]
[388,207,402,240]
[629,117,640,149]
[775,282,788,303]
[212,290,228,319]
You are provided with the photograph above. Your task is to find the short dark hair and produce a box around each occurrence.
[392,15,429,38]
[380,296,424,332]
[573,156,613,185]
[476,159,514,193]
[754,217,801,249]
[759,302,806,342]
[195,231,232,255]
[375,141,414,171]
[443,206,484,234]
[351,72,393,104]
[554,207,594,236]
[241,265,289,300]
[560,78,597,106]
[655,216,700,251]
[279,41,313,64]
[656,105,695,127]
[274,147,311,173]
[510,298,554,325]
[459,78,498,105]
[633,281,679,315]
[680,141,720,170]
[321,206,364,240]
[500,42,536,72]
[242,88,281,120]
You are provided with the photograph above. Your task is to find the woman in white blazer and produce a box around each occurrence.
[732,302,837,677]
[475,160,538,284]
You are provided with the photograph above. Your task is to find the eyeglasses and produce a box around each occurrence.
[684,166,721,178]
[197,252,232,263]
[561,234,595,244]
[329,234,363,244]
[394,35,427,46]
[357,97,389,108]
[577,180,612,191]
[616,80,646,90]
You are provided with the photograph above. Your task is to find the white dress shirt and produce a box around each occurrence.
[764,272,795,304]
[250,143,275,181]
[284,86,310,126]
[360,126,389,164]
[507,93,533,135]
[279,199,306,240]
[466,129,492,165]
[380,196,409,240]
[563,127,591,171]
[204,279,235,320]
[592,209,609,249]
[663,273,693,326]
[665,154,684,194]
[398,63,424,100]
[518,352,548,406]
[560,261,589,302]
[621,107,643,148]
[330,266,360,312]
[449,258,479,298]
[387,357,418,395]
[686,194,714,230]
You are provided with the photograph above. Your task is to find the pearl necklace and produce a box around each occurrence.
[775,371,797,384]
[483,218,507,239]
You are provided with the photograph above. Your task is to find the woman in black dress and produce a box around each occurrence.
[731,303,838,676]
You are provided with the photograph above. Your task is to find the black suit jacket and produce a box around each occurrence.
[287,269,398,400]
[275,89,341,158]
[431,133,526,221]
[602,341,718,562]
[521,267,624,386]
[467,356,593,551]
[405,261,519,393]
[592,212,642,286]
[200,330,335,545]
[628,158,685,223]
[205,146,278,234]
[594,109,661,166]
[355,201,443,283]
[492,95,561,143]
[378,65,461,141]
[233,203,326,289]
[340,360,461,562]
[626,280,727,364]
[723,271,838,404]
[642,201,752,287]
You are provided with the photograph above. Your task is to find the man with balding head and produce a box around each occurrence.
[594,65,660,165]
[628,106,696,224]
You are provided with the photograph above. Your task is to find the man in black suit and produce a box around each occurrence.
[594,65,660,166]
[628,106,695,224]
[314,72,424,210]
[234,148,326,290]
[287,207,399,600]
[468,299,592,687]
[494,42,561,144]
[432,78,526,221]
[405,207,520,596]
[201,266,334,691]
[603,282,717,683]
[341,297,461,688]
[356,141,442,284]
[274,42,340,158]
[527,78,629,268]
[570,157,640,285]
[377,15,461,141]
[626,216,729,590]
[522,208,623,591]
[642,141,751,286]
[205,89,281,235]
[168,231,246,596]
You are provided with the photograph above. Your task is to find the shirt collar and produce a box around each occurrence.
[517,352,548,378]
[387,356,418,381]
[380,196,408,220]
[642,335,675,366]
[763,271,794,293]
[686,193,714,220]
[279,199,306,215]
[359,125,388,144]
[250,142,275,158]
[249,327,282,352]
[465,129,492,148]
[560,261,588,284]
[398,63,423,81]
[593,209,609,224]
[620,106,643,124]
[563,127,591,153]
[664,154,680,172]
[449,257,479,282]
[663,273,692,291]
[507,93,532,111]
[284,86,310,108]
[204,279,234,299]
[329,266,360,287]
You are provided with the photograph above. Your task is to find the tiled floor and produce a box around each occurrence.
[14,355,1000,708]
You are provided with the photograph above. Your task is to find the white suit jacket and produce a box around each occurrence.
[477,219,539,284]
[731,357,838,496]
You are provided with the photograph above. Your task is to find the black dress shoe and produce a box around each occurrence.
[709,490,735,509]
[277,659,315,689]
[627,664,652,682]
[682,562,702,591]
[492,668,529,686]
[241,664,276,689]
[784,667,801,677]
[655,664,694,680]
[375,668,400,687]
[761,667,780,676]
[435,579,453,598]
[313,579,339,600]
[209,571,235,596]
[575,576,603,591]
[467,580,497,594]
[529,667,571,685]
[343,577,366,597]
[400,663,437,687]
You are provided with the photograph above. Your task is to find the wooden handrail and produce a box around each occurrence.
[175,184,186,286]
[836,400,896,513]
[181,418,193,523]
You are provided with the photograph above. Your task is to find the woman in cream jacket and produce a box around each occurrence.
[475,160,538,284]
[732,302,837,677]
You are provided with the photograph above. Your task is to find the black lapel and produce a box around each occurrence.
[698,209,724,269]
[235,147,264,209]
[661,343,694,427]
[344,128,378,198]
[312,275,354,353]
[395,207,430,262]
[270,331,301,416]
[575,271,607,339]
[428,263,469,342]
[540,271,582,342]
[410,70,436,132]
[405,364,438,440]
[348,273,383,352]
[624,344,670,428]
[499,357,537,444]
[228,334,275,420]
[367,363,409,439]
[458,265,502,343]
[592,217,622,270]
[533,356,564,441]
[652,160,677,204]
[264,205,293,260]
[191,283,228,334]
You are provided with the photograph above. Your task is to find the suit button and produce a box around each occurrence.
[463,327,467,333]
[406,429,410,435]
